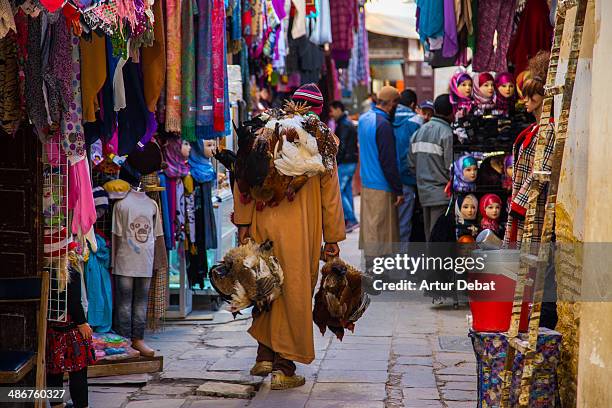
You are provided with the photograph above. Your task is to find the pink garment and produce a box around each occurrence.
[212,0,226,132]
[69,159,96,236]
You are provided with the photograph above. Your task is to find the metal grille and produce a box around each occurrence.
[43,136,69,323]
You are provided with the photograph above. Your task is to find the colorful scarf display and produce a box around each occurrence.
[449,71,474,114]
[196,0,213,139]
[165,0,182,132]
[212,0,226,133]
[472,72,495,112]
[181,0,196,141]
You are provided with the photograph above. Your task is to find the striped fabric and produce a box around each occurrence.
[44,227,72,258]
[292,83,324,106]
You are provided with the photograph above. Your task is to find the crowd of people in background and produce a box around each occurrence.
[329,86,449,259]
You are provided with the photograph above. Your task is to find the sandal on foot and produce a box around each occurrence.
[250,361,273,377]
[270,370,306,390]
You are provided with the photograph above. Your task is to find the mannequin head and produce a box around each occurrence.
[477,72,495,98]
[495,72,516,99]
[450,72,473,102]
[522,52,551,119]
[453,155,478,192]
[480,193,502,221]
[455,194,479,221]
[504,154,514,179]
[181,140,192,159]
[203,140,217,158]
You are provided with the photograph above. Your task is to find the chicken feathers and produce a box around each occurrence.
[313,258,371,341]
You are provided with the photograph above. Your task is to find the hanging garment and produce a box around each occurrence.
[79,32,107,123]
[416,0,444,48]
[196,0,214,139]
[291,0,306,39]
[308,0,331,45]
[212,0,226,133]
[61,32,87,165]
[507,0,553,74]
[176,178,186,242]
[329,0,354,65]
[146,232,168,330]
[442,0,458,58]
[25,15,48,135]
[188,181,217,288]
[0,0,16,39]
[69,158,96,237]
[159,173,174,250]
[44,15,71,126]
[181,0,196,141]
[86,233,112,332]
[472,0,516,72]
[165,0,182,132]
[117,61,149,155]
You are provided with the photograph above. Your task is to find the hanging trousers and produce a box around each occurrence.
[473,0,517,72]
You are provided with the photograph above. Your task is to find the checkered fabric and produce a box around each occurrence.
[330,0,355,52]
[504,123,555,247]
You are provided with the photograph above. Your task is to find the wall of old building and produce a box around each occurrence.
[575,0,612,405]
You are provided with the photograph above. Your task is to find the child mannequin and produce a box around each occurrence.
[47,243,95,408]
[453,155,478,193]
[455,194,479,239]
[494,72,516,116]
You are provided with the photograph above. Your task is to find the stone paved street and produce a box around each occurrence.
[86,207,478,408]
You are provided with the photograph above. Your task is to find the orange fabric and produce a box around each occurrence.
[233,168,346,364]
[142,0,166,112]
[79,33,107,123]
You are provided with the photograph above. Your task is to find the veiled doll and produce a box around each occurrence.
[502,154,513,191]
[449,71,474,119]
[472,72,496,115]
[455,194,479,239]
[494,72,516,116]
[453,155,478,193]
[480,193,503,237]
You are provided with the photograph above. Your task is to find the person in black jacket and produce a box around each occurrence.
[330,100,359,232]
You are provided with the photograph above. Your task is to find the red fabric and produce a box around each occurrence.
[46,324,96,374]
[507,0,553,74]
[511,201,527,217]
[514,123,538,151]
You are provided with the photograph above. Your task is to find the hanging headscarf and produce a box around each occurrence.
[479,193,502,231]
[453,155,478,193]
[494,72,516,115]
[163,137,190,178]
[188,140,215,183]
[455,194,478,224]
[472,72,495,111]
[449,71,474,115]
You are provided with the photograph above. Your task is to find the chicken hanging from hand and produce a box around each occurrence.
[313,258,371,341]
[210,239,284,315]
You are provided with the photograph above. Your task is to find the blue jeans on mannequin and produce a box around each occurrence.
[113,275,151,340]
[338,163,358,224]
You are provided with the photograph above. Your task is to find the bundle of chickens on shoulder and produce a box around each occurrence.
[234,101,339,209]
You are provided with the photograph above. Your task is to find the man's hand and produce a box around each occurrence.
[393,195,405,207]
[323,243,340,261]
[238,226,251,244]
[78,323,93,341]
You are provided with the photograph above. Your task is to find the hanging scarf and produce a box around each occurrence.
[181,0,196,140]
[188,140,215,183]
[494,72,516,116]
[212,0,226,133]
[453,154,477,193]
[61,32,86,165]
[472,72,495,111]
[196,0,213,139]
[449,71,474,116]
[165,0,181,132]
[142,0,165,112]
[163,138,190,178]
[25,15,48,135]
[45,14,72,127]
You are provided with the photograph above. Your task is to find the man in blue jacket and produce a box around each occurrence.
[393,89,422,244]
[358,86,403,264]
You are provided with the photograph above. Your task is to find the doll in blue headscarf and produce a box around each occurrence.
[453,155,478,193]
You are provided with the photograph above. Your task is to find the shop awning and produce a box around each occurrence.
[365,0,418,40]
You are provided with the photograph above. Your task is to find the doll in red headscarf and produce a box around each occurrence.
[494,72,516,117]
[480,193,503,237]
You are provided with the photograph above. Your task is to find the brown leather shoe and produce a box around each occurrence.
[270,370,306,390]
[250,361,273,377]
[131,339,155,357]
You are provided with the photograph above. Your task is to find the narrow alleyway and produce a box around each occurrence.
[86,202,477,408]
